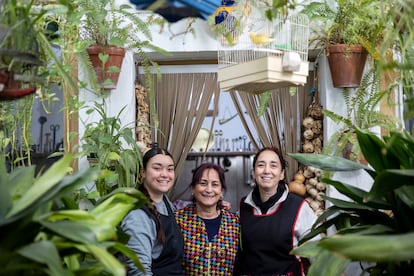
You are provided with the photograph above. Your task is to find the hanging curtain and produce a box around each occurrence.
[140,72,219,193]
[229,85,311,181]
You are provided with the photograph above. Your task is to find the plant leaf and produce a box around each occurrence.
[288,153,369,171]
[367,169,414,201]
[18,240,70,276]
[88,244,125,276]
[6,155,72,218]
[320,232,414,262]
[291,241,350,276]
[40,220,98,244]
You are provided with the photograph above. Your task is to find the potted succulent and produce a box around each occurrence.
[301,0,385,88]
[77,0,167,90]
[81,101,142,197]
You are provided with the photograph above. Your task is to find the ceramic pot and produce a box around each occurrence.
[87,45,126,90]
[327,44,368,88]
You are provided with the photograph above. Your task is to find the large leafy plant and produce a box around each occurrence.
[81,101,141,197]
[0,153,147,275]
[289,129,414,275]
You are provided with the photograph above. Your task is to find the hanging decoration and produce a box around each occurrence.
[291,70,325,216]
[135,83,152,154]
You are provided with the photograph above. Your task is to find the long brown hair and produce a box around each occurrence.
[139,143,174,244]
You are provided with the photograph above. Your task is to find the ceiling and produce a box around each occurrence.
[129,0,222,22]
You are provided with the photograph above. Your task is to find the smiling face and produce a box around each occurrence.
[141,154,175,202]
[192,168,223,209]
[253,149,285,194]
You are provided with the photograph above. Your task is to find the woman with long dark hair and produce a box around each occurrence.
[235,147,318,276]
[121,144,184,275]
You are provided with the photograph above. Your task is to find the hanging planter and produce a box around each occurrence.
[0,70,36,101]
[87,45,125,90]
[326,44,368,88]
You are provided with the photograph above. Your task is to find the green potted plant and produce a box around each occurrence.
[289,128,414,275]
[322,66,402,164]
[0,0,74,170]
[0,0,43,99]
[77,0,167,91]
[301,0,385,88]
[81,100,142,197]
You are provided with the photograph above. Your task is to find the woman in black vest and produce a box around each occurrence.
[235,147,317,276]
[121,144,184,275]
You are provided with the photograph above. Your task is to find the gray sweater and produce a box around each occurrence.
[121,197,175,276]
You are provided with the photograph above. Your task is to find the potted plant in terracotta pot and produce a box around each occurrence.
[0,0,43,100]
[301,0,385,88]
[77,0,167,91]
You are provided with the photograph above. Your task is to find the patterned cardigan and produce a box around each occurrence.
[175,205,240,275]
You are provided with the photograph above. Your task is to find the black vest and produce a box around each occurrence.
[143,196,184,275]
[237,193,304,276]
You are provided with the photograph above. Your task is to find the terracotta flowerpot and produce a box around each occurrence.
[87,45,126,90]
[0,70,36,101]
[327,44,368,88]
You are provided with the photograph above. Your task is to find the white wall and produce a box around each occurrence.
[318,54,374,202]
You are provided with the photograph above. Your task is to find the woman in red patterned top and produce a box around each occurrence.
[175,163,240,275]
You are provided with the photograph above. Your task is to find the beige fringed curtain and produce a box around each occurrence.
[143,72,219,191]
[229,86,310,181]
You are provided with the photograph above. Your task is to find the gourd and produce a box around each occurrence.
[288,180,307,196]
[289,171,306,196]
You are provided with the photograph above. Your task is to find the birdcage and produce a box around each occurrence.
[217,10,310,94]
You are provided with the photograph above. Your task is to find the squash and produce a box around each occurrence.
[293,172,305,183]
[288,181,307,196]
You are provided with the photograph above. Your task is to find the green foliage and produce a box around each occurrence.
[289,129,414,275]
[76,0,168,92]
[81,100,142,197]
[79,0,149,48]
[323,67,402,163]
[0,0,40,71]
[0,153,147,275]
[300,0,384,48]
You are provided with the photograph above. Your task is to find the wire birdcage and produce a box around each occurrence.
[217,10,310,94]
